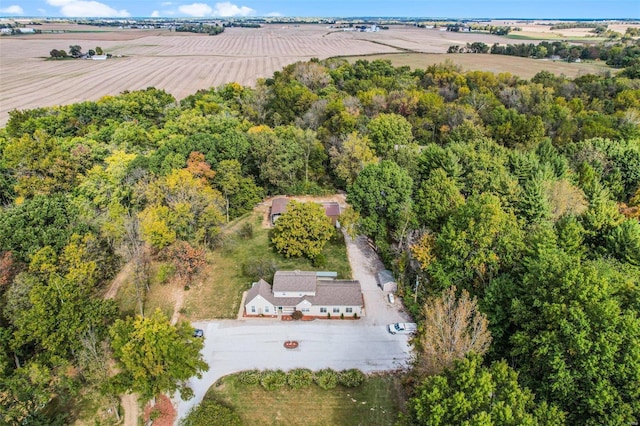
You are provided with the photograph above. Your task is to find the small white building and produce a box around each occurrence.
[377,269,397,293]
[245,270,364,318]
[92,55,108,60]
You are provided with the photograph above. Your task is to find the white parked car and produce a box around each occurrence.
[387,322,417,335]
[387,293,395,304]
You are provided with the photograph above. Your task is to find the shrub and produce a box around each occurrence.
[291,310,304,320]
[327,312,331,319]
[312,252,327,267]
[155,262,175,284]
[260,369,287,390]
[314,368,338,390]
[353,313,359,319]
[287,368,314,389]
[340,313,344,319]
[237,222,254,239]
[338,369,365,387]
[237,370,261,385]
[181,399,241,426]
[150,408,162,421]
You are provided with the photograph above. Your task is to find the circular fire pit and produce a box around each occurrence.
[284,340,299,349]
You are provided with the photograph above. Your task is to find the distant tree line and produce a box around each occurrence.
[49,45,106,59]
[447,39,640,68]
[550,22,603,30]
[175,23,224,35]
[223,22,261,28]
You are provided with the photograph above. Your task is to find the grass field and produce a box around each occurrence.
[181,210,352,320]
[205,373,406,426]
[344,52,611,79]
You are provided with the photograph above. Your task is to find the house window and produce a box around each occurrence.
[320,307,327,313]
[265,306,269,313]
[301,308,309,313]
[251,306,256,313]
[333,308,340,313]
[346,307,353,313]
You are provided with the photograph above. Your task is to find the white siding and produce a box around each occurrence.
[306,305,363,317]
[275,291,315,297]
[245,295,275,316]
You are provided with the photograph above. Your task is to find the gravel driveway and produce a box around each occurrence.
[173,234,414,422]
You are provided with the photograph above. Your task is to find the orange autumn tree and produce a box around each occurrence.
[164,241,206,285]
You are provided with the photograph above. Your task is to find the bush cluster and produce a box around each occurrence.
[287,368,314,389]
[338,369,365,387]
[237,368,366,391]
[314,368,339,390]
[237,369,261,385]
[260,369,287,390]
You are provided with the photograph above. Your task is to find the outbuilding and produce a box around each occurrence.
[377,269,397,293]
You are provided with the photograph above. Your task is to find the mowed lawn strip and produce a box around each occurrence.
[207,374,405,426]
[183,211,352,320]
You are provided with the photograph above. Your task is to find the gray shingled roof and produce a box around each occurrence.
[273,270,317,293]
[377,269,395,284]
[311,280,363,306]
[246,279,273,303]
[246,273,363,308]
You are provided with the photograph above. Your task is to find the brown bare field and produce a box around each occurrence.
[344,52,611,79]
[0,22,622,125]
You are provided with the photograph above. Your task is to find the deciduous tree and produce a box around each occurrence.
[407,353,565,426]
[109,309,208,401]
[418,286,491,376]
[271,201,334,260]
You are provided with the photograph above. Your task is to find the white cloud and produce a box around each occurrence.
[46,0,130,17]
[0,5,24,14]
[178,3,212,17]
[266,11,281,17]
[212,2,255,17]
[151,10,160,17]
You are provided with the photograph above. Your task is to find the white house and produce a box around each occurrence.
[244,270,364,318]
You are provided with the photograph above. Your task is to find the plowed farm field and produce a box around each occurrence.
[0,23,617,125]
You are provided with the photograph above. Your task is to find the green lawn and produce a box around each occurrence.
[182,211,352,320]
[204,373,405,425]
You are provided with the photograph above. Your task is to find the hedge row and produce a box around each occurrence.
[237,368,365,390]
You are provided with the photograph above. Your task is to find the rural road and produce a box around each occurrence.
[172,234,414,423]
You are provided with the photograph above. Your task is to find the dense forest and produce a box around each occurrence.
[1,57,639,424]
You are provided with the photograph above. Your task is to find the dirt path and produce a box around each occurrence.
[104,261,133,300]
[170,286,185,325]
[104,264,140,424]
[121,394,138,426]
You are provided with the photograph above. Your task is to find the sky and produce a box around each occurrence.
[1,0,638,19]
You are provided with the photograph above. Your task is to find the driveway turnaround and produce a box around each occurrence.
[173,234,414,422]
